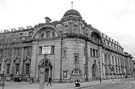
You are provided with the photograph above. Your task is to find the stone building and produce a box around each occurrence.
[0,9,133,82]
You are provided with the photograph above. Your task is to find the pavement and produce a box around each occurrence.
[2,79,121,89]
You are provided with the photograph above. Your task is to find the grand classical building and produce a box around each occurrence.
[0,9,133,82]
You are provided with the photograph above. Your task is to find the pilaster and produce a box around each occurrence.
[20,47,24,75]
[10,48,15,74]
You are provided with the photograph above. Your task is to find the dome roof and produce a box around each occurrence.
[63,9,82,18]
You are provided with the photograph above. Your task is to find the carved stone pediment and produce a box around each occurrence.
[14,57,21,63]
[5,58,11,63]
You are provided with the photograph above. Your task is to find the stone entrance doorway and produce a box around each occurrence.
[39,58,52,82]
[92,63,98,79]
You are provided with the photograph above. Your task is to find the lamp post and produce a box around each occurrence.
[1,69,4,89]
[60,31,63,83]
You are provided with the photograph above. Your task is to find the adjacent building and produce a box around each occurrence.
[0,9,133,82]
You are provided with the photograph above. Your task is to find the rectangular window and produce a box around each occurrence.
[51,46,55,54]
[107,41,109,46]
[90,48,99,58]
[96,50,98,58]
[15,64,20,75]
[63,71,68,78]
[90,48,93,57]
[15,48,21,57]
[39,46,42,54]
[24,47,32,58]
[93,49,95,57]
[104,54,107,64]
[7,64,10,74]
[112,56,114,65]
[74,53,79,64]
[28,31,33,36]
[63,47,67,60]
[25,64,30,74]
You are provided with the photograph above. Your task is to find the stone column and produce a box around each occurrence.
[20,47,24,75]
[31,41,39,81]
[98,46,103,79]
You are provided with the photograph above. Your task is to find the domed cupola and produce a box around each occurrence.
[63,9,82,19]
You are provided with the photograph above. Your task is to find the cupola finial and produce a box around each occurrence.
[71,1,73,9]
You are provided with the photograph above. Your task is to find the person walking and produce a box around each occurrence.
[47,77,52,86]
[100,77,102,83]
[75,79,80,87]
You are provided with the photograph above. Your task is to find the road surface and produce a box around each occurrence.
[81,78,135,89]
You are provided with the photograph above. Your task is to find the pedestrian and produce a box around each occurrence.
[126,75,127,79]
[100,77,102,83]
[75,79,80,87]
[47,77,52,86]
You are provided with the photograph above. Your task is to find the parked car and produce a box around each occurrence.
[14,76,22,82]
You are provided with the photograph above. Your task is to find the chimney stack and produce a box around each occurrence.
[45,17,51,23]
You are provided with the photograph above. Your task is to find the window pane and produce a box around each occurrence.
[90,48,92,57]
[51,46,55,54]
[7,64,10,74]
[15,64,20,75]
[74,53,79,64]
[46,31,50,38]
[41,33,44,38]
[52,32,55,37]
[63,71,67,78]
[39,47,42,54]
[25,64,30,74]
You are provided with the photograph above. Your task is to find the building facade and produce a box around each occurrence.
[0,9,133,82]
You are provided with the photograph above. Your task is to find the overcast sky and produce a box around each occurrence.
[0,0,135,59]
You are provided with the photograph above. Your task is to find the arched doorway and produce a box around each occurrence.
[39,58,52,82]
[92,64,98,79]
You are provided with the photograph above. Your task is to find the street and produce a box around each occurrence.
[81,78,135,89]
[1,78,135,89]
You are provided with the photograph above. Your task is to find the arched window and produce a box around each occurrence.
[91,33,100,43]
[46,31,51,38]
[41,59,51,67]
[52,31,55,37]
[41,32,44,38]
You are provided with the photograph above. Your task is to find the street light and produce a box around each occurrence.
[1,69,5,89]
[60,30,63,83]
